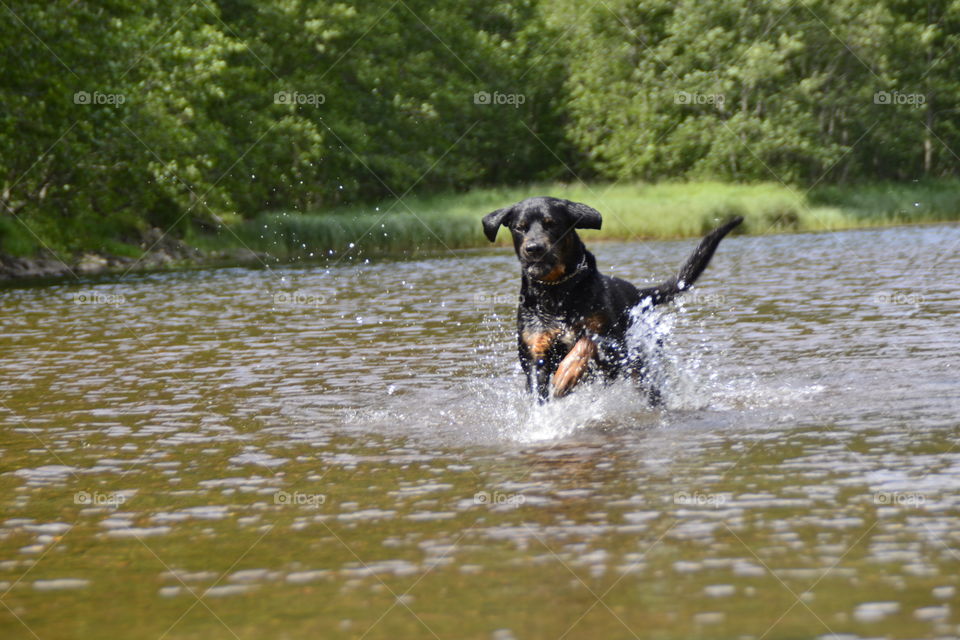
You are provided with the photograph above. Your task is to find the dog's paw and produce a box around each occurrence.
[550,336,597,398]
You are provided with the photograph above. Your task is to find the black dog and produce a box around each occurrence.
[482,197,741,402]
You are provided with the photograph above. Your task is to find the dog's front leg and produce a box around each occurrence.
[521,329,561,402]
[551,336,597,398]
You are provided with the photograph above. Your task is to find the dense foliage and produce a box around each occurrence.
[1,0,958,255]
[561,0,960,184]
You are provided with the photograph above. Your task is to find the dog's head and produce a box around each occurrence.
[482,197,602,281]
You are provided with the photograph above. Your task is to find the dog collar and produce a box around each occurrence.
[530,255,589,286]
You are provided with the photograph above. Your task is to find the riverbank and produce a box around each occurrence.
[3,180,959,282]
[0,227,270,283]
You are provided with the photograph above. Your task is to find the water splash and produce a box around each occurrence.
[345,299,826,445]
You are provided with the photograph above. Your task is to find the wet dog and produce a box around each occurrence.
[482,197,741,402]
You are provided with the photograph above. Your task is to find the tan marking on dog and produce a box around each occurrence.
[522,329,562,358]
[537,262,567,283]
[537,235,576,283]
[551,336,598,398]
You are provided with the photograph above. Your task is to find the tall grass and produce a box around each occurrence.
[808,180,960,224]
[228,180,960,259]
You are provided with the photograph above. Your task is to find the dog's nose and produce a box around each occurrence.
[524,241,546,256]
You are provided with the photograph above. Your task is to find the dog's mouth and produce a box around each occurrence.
[523,255,563,280]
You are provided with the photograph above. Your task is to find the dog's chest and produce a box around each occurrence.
[521,309,579,349]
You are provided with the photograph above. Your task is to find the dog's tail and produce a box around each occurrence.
[638,216,743,307]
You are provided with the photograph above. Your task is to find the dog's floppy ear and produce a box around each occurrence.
[563,200,602,230]
[482,206,514,242]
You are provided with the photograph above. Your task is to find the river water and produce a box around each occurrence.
[1,224,958,639]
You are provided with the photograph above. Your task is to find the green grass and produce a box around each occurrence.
[229,180,960,259]
[808,180,960,223]
[6,180,960,266]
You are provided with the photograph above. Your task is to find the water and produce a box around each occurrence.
[1,225,958,639]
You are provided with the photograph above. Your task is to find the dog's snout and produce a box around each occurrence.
[524,241,546,256]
